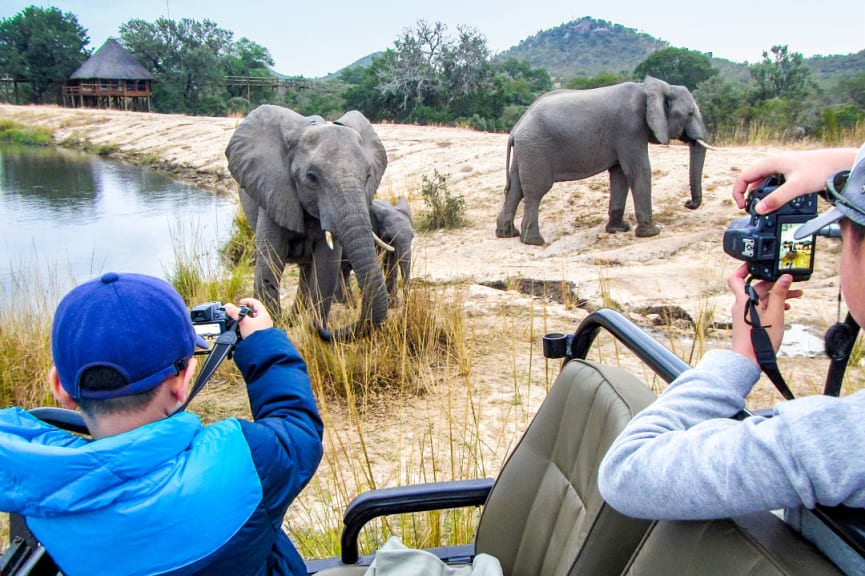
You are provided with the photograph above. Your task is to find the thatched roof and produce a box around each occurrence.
[70,39,155,81]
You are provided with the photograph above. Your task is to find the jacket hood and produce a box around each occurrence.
[0,407,202,517]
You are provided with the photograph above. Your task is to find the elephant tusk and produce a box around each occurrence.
[325,230,334,250]
[373,232,395,252]
[695,138,720,151]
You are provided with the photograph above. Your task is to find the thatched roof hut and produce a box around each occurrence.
[64,39,155,111]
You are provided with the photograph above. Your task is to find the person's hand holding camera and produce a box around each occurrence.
[732,148,858,214]
[727,264,802,365]
[224,298,272,339]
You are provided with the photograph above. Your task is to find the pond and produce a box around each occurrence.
[0,143,236,300]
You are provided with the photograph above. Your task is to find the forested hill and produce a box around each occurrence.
[493,16,861,86]
[495,17,667,78]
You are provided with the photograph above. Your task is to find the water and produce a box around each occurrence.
[0,143,236,299]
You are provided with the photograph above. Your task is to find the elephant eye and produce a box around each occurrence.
[306,171,319,187]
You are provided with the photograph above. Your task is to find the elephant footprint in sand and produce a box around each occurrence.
[225,104,389,341]
[496,76,712,245]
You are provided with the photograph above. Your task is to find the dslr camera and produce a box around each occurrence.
[190,302,235,337]
[723,175,818,281]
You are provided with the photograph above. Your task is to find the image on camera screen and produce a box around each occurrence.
[193,323,222,337]
[776,220,814,275]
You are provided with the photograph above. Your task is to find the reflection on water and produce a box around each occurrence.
[0,143,236,299]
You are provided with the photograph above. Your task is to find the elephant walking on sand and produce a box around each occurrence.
[225,105,389,341]
[495,76,711,245]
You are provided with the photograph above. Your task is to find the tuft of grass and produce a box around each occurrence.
[221,208,256,266]
[416,170,465,231]
[0,119,53,146]
[92,143,119,156]
[297,282,470,401]
[0,265,69,409]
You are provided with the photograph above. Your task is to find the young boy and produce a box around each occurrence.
[0,272,323,575]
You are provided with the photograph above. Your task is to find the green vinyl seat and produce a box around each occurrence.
[312,359,657,575]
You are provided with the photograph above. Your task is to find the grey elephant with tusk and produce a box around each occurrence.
[496,75,712,245]
[335,197,414,308]
[225,104,389,342]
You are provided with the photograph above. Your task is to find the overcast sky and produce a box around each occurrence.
[5,0,864,78]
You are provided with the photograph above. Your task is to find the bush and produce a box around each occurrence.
[226,97,250,116]
[417,170,465,230]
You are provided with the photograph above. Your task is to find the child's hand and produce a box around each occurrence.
[224,298,273,339]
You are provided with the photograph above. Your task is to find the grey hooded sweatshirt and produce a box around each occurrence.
[598,348,865,520]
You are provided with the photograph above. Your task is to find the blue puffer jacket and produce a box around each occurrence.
[0,327,324,575]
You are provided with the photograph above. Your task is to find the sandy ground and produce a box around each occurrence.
[1,104,856,550]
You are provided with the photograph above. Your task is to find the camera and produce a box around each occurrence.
[723,175,818,281]
[190,302,233,337]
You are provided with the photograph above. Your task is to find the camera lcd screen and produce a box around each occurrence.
[775,217,815,278]
[193,323,222,337]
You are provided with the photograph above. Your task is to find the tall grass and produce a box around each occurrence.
[0,264,69,408]
[0,119,53,146]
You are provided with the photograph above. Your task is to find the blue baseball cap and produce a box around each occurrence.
[52,272,208,401]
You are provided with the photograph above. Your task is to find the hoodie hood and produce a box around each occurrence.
[0,407,202,516]
[0,407,263,575]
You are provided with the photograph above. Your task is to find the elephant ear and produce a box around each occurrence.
[334,110,388,202]
[644,75,671,145]
[225,105,312,234]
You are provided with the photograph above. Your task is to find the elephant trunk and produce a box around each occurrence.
[686,142,706,210]
[318,204,389,342]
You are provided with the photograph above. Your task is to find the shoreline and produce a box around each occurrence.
[0,104,240,198]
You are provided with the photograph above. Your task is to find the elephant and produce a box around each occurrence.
[335,197,414,307]
[495,76,711,245]
[225,104,389,341]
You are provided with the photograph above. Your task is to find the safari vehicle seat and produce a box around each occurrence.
[308,309,855,576]
[312,356,658,575]
[621,514,843,575]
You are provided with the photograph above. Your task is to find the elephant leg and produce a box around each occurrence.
[630,168,660,238]
[496,165,523,238]
[606,165,631,233]
[253,210,291,318]
[382,250,399,306]
[397,249,411,306]
[519,184,549,245]
[306,239,343,328]
[332,260,355,305]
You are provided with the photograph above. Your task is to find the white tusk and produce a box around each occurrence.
[695,138,720,151]
[373,232,395,252]
[325,230,334,250]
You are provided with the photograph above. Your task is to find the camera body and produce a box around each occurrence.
[190,302,232,337]
[723,175,818,281]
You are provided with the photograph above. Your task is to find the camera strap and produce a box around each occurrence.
[176,306,251,413]
[745,283,795,401]
[176,330,238,413]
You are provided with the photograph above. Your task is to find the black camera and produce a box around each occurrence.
[190,302,232,337]
[723,175,818,281]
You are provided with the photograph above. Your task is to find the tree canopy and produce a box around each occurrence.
[119,17,273,115]
[633,47,718,90]
[0,6,89,102]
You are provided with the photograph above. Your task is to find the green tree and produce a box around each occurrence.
[0,6,89,103]
[747,45,820,130]
[377,20,448,114]
[564,72,629,90]
[633,47,718,90]
[836,72,865,109]
[749,45,816,101]
[693,76,746,140]
[120,17,273,114]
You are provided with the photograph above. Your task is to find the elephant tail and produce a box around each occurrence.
[504,134,515,195]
